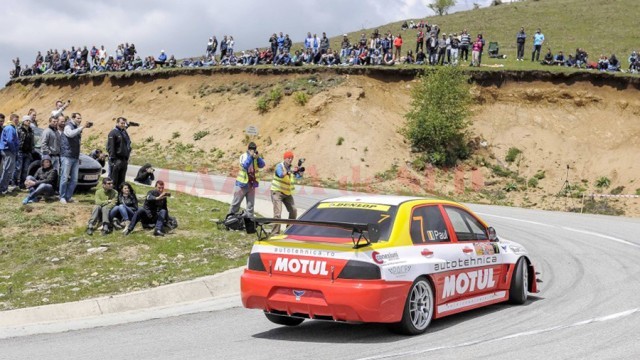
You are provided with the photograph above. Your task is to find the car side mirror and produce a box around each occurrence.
[488,227,498,242]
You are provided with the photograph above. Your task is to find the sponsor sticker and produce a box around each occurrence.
[274,257,329,275]
[442,268,496,299]
[371,251,400,264]
[473,242,496,255]
[387,265,411,275]
[317,202,390,212]
[293,290,305,301]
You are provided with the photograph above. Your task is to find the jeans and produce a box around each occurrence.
[59,157,79,201]
[228,185,255,218]
[13,151,32,188]
[128,208,167,231]
[0,150,17,192]
[517,43,525,59]
[532,45,542,61]
[450,48,459,65]
[50,155,60,174]
[26,175,55,200]
[110,204,135,221]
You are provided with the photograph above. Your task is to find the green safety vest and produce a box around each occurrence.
[271,162,295,195]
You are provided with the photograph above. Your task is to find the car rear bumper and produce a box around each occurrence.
[241,269,411,323]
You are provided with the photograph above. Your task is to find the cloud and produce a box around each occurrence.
[0,0,497,86]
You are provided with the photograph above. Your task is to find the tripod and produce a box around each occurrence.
[554,164,575,209]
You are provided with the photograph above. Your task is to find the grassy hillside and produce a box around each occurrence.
[316,0,637,68]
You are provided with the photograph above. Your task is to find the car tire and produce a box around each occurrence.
[509,258,528,304]
[28,160,41,177]
[264,312,304,327]
[388,276,434,335]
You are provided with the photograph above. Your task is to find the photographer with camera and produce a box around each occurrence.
[51,99,71,118]
[106,117,131,190]
[123,180,171,237]
[134,163,155,185]
[59,112,93,204]
[227,142,265,220]
[270,150,304,235]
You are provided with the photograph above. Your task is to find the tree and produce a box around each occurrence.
[403,66,472,167]
[427,0,456,16]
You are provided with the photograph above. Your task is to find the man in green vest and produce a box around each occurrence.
[270,150,298,234]
[228,142,265,219]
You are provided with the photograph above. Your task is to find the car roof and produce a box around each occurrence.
[319,195,433,206]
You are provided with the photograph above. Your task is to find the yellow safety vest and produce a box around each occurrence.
[271,162,295,195]
[236,156,260,185]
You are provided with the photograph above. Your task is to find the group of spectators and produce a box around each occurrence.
[10,43,178,78]
[9,21,640,77]
[0,100,174,237]
[517,28,638,73]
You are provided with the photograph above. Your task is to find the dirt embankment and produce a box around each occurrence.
[2,69,640,215]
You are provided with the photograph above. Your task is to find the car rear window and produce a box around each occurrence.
[285,202,397,242]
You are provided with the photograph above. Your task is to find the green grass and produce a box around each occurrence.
[0,184,250,310]
[296,0,638,71]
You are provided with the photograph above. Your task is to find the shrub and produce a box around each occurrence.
[503,182,518,192]
[293,91,309,106]
[527,177,539,188]
[172,131,181,139]
[491,165,513,178]
[505,147,522,163]
[610,186,625,195]
[193,130,210,141]
[269,86,284,107]
[595,176,611,189]
[256,97,269,114]
[533,170,546,180]
[144,136,154,143]
[336,136,345,146]
[403,67,472,167]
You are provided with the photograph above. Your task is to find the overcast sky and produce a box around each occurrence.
[1,0,503,86]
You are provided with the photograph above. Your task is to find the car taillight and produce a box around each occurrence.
[337,260,381,280]
[247,253,266,271]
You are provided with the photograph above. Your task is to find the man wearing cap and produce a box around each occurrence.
[41,115,61,172]
[13,116,34,189]
[0,114,20,195]
[106,116,131,190]
[270,150,298,235]
[22,155,57,204]
[228,142,265,219]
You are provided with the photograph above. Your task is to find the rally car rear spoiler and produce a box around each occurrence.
[251,218,381,248]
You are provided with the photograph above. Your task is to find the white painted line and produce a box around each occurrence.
[561,227,640,248]
[355,308,640,360]
[477,213,640,248]
[475,213,556,228]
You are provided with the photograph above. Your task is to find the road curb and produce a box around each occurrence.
[0,266,245,329]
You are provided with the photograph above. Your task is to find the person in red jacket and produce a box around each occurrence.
[394,34,403,60]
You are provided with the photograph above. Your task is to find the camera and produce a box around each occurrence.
[85,121,94,128]
[127,121,140,127]
[293,158,306,178]
[165,193,171,197]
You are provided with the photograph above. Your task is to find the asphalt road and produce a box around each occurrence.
[3,168,639,360]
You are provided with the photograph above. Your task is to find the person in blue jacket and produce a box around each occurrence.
[0,114,20,194]
[156,50,167,66]
[228,142,265,219]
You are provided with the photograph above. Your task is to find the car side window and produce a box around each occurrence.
[444,206,488,241]
[410,205,450,244]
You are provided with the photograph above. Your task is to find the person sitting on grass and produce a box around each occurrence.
[86,177,118,236]
[607,54,621,72]
[554,51,565,66]
[22,155,57,205]
[123,180,170,237]
[110,182,138,230]
[541,48,554,65]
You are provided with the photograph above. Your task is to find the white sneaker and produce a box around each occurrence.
[60,198,67,204]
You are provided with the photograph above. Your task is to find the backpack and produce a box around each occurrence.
[166,216,178,230]
[223,212,256,234]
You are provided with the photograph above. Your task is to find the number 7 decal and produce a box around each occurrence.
[412,216,426,243]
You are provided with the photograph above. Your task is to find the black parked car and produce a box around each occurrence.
[28,127,104,189]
